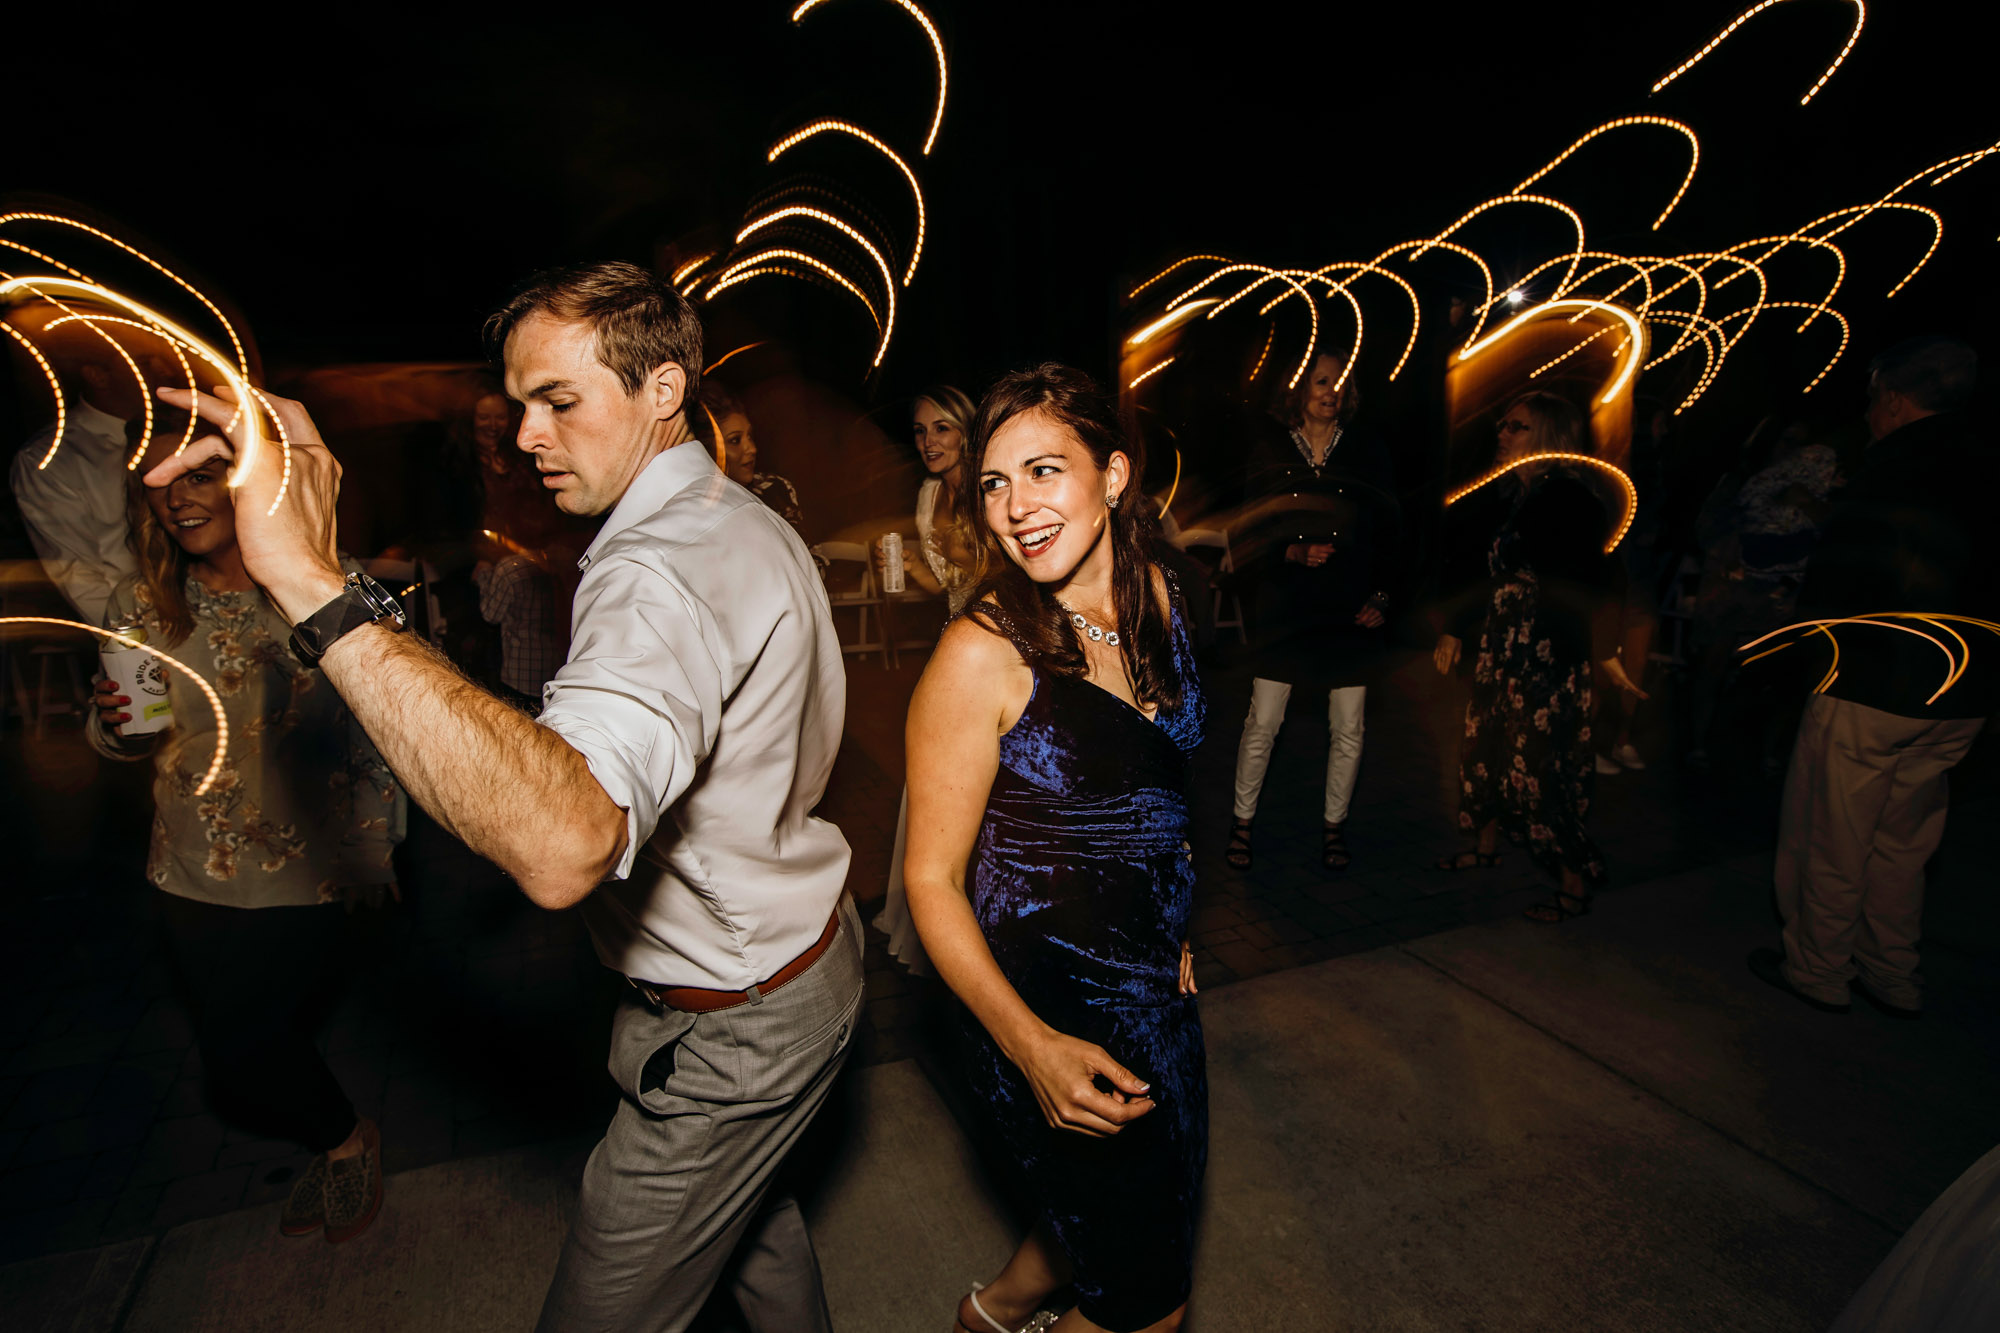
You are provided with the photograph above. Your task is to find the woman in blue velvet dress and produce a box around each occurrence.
[905,364,1206,1333]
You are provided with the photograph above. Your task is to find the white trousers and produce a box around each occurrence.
[1232,678,1367,824]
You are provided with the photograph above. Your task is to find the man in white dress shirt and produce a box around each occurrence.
[11,357,148,625]
[148,262,860,1332]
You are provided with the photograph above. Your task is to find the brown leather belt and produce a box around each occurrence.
[628,906,842,1015]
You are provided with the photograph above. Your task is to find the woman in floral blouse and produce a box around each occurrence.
[89,411,404,1244]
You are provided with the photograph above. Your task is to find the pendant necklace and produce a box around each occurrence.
[1061,603,1121,646]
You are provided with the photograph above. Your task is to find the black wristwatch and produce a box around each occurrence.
[289,572,406,667]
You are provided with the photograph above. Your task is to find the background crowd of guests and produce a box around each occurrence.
[3,259,1989,1327]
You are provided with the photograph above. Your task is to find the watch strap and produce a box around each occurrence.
[289,574,404,667]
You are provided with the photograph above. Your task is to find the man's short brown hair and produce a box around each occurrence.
[483,261,704,404]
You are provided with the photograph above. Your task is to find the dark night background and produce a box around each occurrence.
[3,1,1992,396]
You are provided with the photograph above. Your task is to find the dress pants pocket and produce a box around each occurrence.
[606,996,699,1114]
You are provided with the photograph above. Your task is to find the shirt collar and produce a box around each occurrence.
[73,400,130,447]
[579,441,722,571]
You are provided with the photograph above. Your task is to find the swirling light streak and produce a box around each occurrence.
[705,341,771,375]
[1444,452,1638,553]
[1127,357,1174,390]
[0,276,285,509]
[0,618,230,793]
[1738,611,1985,706]
[1247,322,1276,382]
[671,252,716,289]
[1162,263,1320,387]
[1639,310,1725,410]
[43,313,201,454]
[1717,299,1851,391]
[1,320,63,464]
[1799,201,1943,297]
[706,251,882,335]
[736,206,897,366]
[1413,194,1588,300]
[1129,255,1231,300]
[1302,262,1422,380]
[1373,238,1497,346]
[5,280,156,464]
[0,213,251,379]
[1457,298,1647,405]
[0,239,92,281]
[1127,299,1217,346]
[1528,324,1612,380]
[1714,231,1845,331]
[793,0,948,156]
[1513,116,1702,230]
[768,121,926,283]
[1651,0,1866,106]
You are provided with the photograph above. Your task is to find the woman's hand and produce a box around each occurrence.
[1015,1028,1156,1137]
[94,679,131,731]
[1434,634,1462,675]
[1597,655,1650,701]
[1354,598,1386,628]
[1287,541,1334,568]
[1179,940,1198,996]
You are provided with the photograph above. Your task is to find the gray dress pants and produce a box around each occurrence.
[537,899,865,1333]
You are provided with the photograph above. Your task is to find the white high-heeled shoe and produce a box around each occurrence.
[958,1281,1059,1333]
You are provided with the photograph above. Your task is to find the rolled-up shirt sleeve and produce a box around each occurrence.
[535,552,725,882]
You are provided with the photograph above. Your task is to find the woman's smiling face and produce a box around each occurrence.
[145,449,239,561]
[912,397,964,477]
[978,409,1127,584]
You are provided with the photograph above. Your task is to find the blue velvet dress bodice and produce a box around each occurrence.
[962,591,1209,1332]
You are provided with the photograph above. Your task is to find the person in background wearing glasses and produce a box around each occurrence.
[1430,392,1643,923]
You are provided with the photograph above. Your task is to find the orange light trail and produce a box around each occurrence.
[1456,298,1647,404]
[792,0,948,156]
[1129,255,1231,301]
[1127,357,1174,390]
[0,618,231,793]
[736,206,898,365]
[1444,452,1638,554]
[768,121,926,283]
[1513,116,1702,230]
[1651,0,1866,106]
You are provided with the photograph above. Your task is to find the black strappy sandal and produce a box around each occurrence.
[1226,821,1253,870]
[1433,849,1502,871]
[1322,822,1351,872]
[1523,889,1592,923]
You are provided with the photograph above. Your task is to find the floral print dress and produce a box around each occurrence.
[89,566,405,908]
[1458,470,1616,887]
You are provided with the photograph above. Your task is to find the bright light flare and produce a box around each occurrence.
[736,206,897,366]
[1456,298,1648,405]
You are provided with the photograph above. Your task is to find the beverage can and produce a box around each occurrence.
[879,531,905,595]
[99,618,176,735]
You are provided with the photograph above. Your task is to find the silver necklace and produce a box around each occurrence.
[1293,423,1343,471]
[1060,603,1120,646]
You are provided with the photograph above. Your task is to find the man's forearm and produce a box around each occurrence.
[317,621,624,907]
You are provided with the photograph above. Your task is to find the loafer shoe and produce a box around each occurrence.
[279,1153,329,1237]
[324,1118,383,1244]
[1747,948,1849,1014]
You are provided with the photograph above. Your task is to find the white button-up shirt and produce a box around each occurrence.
[537,442,850,988]
[11,400,139,626]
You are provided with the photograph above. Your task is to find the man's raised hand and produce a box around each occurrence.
[147,385,348,622]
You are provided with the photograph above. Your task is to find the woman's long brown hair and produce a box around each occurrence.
[957,363,1181,711]
[121,407,202,647]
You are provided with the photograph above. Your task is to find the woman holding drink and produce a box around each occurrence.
[875,385,982,974]
[89,409,405,1244]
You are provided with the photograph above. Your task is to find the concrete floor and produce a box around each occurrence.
[7,851,1990,1331]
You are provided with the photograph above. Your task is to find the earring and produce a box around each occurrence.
[1107,492,1120,510]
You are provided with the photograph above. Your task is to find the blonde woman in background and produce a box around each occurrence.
[876,385,981,975]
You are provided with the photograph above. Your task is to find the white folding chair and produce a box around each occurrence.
[812,542,892,668]
[1172,527,1246,643]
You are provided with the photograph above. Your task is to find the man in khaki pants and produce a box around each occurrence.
[1750,337,1994,1018]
